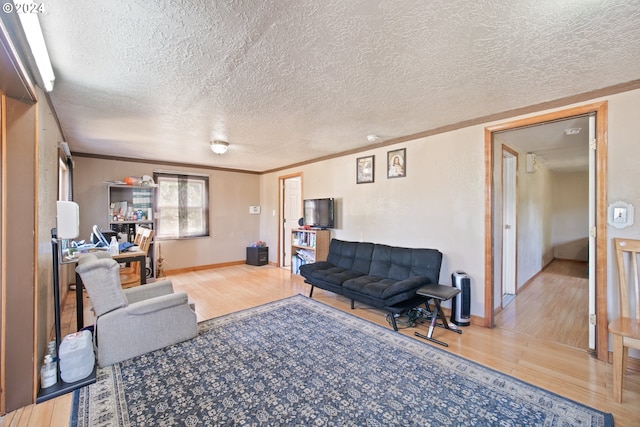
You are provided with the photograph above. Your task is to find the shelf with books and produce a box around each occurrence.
[290,229,330,275]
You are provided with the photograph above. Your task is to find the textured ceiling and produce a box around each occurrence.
[37,0,640,172]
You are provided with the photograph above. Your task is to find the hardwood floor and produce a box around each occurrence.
[495,259,590,350]
[2,264,639,426]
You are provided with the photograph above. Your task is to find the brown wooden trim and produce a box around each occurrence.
[263,80,640,175]
[1,93,6,415]
[72,152,261,175]
[163,260,245,275]
[595,102,608,362]
[483,127,493,327]
[69,81,639,178]
[484,101,609,361]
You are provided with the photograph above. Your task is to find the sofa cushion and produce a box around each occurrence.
[326,240,374,274]
[342,274,430,307]
[369,245,442,284]
[300,262,364,286]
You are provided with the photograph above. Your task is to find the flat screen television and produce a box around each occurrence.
[303,198,335,229]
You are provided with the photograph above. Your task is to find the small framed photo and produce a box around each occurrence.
[356,155,375,184]
[387,148,406,178]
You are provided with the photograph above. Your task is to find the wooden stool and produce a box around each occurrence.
[414,284,462,347]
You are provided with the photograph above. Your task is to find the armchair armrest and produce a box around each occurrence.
[125,292,189,315]
[124,279,174,304]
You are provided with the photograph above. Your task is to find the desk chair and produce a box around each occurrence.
[609,238,640,403]
[120,227,154,288]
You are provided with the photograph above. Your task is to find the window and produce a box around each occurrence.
[154,172,210,239]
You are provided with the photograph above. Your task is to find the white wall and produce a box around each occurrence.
[260,88,640,324]
[262,126,487,317]
[552,171,589,261]
[604,89,640,326]
[517,160,555,285]
[73,158,261,271]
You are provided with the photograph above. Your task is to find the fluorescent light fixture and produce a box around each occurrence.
[17,2,55,92]
[210,140,229,155]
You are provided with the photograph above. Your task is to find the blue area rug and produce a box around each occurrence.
[71,294,613,426]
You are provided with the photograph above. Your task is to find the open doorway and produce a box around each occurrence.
[484,101,609,361]
[278,173,302,269]
[493,117,591,350]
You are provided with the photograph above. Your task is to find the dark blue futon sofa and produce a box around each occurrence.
[299,238,443,330]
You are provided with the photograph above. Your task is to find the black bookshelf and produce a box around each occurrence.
[36,229,96,403]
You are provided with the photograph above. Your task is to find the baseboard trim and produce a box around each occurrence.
[164,260,245,275]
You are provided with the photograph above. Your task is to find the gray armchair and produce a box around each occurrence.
[75,253,198,367]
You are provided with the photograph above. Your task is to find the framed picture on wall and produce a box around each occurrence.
[356,155,375,184]
[387,148,406,178]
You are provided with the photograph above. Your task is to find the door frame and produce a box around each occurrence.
[277,172,303,268]
[484,101,609,361]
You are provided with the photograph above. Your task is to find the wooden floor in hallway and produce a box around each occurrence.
[2,263,638,426]
[495,259,590,350]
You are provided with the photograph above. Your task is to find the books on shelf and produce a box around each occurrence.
[292,230,316,248]
[292,249,315,274]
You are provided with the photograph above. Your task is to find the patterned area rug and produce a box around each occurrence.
[71,295,613,426]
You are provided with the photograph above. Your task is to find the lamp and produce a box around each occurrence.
[17,1,55,92]
[210,140,229,155]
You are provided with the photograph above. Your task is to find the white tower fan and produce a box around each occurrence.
[451,271,471,326]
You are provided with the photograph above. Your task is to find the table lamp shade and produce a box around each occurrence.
[56,201,79,239]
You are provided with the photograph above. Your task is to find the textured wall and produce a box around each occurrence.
[552,171,589,261]
[73,159,261,271]
[262,126,487,316]
[261,88,640,323]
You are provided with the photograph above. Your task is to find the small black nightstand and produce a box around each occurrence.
[246,246,268,266]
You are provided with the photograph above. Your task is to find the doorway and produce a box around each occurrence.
[484,102,609,361]
[501,146,517,308]
[278,173,302,268]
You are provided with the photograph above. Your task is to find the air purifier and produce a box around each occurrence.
[451,271,471,326]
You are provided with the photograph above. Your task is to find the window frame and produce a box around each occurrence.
[153,171,210,240]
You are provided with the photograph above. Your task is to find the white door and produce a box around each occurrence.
[588,114,596,350]
[282,176,301,267]
[502,149,517,302]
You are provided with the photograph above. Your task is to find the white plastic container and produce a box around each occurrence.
[109,236,119,255]
[59,330,95,383]
[40,354,57,388]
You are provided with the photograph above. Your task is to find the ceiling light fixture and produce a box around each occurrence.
[367,134,381,142]
[210,140,229,155]
[564,127,581,136]
[17,1,55,92]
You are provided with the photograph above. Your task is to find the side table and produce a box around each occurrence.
[246,246,268,266]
